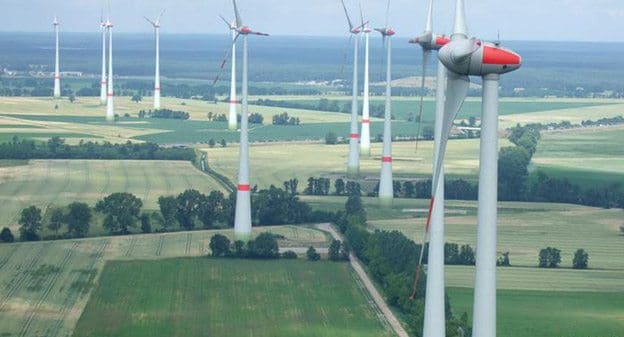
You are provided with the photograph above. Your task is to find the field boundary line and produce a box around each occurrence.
[125,237,138,257]
[0,244,20,271]
[317,223,409,337]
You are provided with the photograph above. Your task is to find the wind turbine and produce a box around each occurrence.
[341,0,366,178]
[53,16,61,98]
[220,0,269,240]
[376,1,395,206]
[105,17,115,122]
[408,1,451,336]
[437,1,521,336]
[145,10,165,110]
[360,7,372,157]
[100,15,107,105]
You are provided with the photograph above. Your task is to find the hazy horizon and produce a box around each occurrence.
[2,0,624,42]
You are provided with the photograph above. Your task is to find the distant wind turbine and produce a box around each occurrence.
[100,14,107,105]
[145,10,165,110]
[53,16,61,98]
[105,17,115,122]
[360,6,372,157]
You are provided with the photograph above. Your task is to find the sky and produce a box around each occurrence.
[1,0,624,42]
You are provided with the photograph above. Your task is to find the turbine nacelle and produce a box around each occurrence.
[409,32,449,51]
[439,39,521,76]
[375,28,395,37]
[53,17,60,26]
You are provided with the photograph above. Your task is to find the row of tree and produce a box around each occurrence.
[0,137,195,161]
[272,112,300,126]
[138,109,190,120]
[538,247,589,269]
[334,194,471,336]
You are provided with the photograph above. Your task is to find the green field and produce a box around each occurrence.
[73,258,392,337]
[0,159,225,231]
[532,126,624,186]
[0,226,329,337]
[448,287,624,337]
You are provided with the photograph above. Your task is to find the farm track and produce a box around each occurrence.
[120,161,130,193]
[0,243,52,312]
[3,163,36,225]
[124,237,138,257]
[140,164,152,203]
[17,242,80,337]
[155,236,165,256]
[99,160,111,198]
[185,233,192,255]
[0,244,20,271]
[46,240,109,337]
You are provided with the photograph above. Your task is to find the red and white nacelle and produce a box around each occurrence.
[439,38,521,76]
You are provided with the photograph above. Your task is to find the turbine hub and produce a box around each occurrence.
[439,39,521,76]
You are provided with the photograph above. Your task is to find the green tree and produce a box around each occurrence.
[572,249,589,269]
[328,239,342,261]
[158,196,178,229]
[140,213,152,233]
[345,181,361,196]
[458,245,476,265]
[198,191,229,229]
[232,240,246,258]
[340,241,350,260]
[176,189,204,230]
[96,193,143,235]
[66,202,92,238]
[131,93,142,104]
[208,138,216,148]
[538,247,561,268]
[281,250,298,259]
[306,246,321,261]
[209,234,232,257]
[68,93,76,103]
[497,252,511,266]
[220,139,227,147]
[248,233,280,259]
[334,178,345,195]
[498,146,531,201]
[325,132,338,145]
[0,227,15,243]
[18,206,43,241]
[47,208,64,235]
[422,125,435,140]
[345,195,366,219]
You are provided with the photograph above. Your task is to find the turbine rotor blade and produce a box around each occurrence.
[232,0,243,27]
[431,71,469,202]
[157,9,165,24]
[144,16,156,27]
[415,49,431,151]
[453,0,468,36]
[218,14,232,28]
[384,0,390,30]
[359,3,365,30]
[341,0,355,30]
[425,0,434,32]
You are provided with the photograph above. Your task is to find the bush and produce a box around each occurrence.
[497,252,510,266]
[281,251,298,259]
[538,247,561,268]
[328,239,342,261]
[306,246,321,261]
[325,132,338,145]
[209,234,231,257]
[140,214,152,233]
[0,227,14,243]
[572,249,589,269]
[247,233,280,259]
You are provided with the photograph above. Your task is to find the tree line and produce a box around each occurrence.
[0,137,195,161]
[138,109,190,120]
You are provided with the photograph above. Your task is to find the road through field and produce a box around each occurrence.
[317,223,410,337]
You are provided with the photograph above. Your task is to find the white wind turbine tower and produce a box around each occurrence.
[360,7,372,157]
[407,0,451,336]
[100,15,108,105]
[376,1,395,206]
[341,0,366,178]
[437,0,521,336]
[53,16,61,98]
[145,10,165,110]
[220,0,269,240]
[105,17,115,122]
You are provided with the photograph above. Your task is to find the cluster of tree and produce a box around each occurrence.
[0,227,15,243]
[581,115,624,127]
[324,132,339,145]
[17,203,92,241]
[207,138,227,148]
[138,109,190,120]
[0,137,195,161]
[507,116,624,134]
[252,98,388,119]
[272,112,300,126]
[303,177,331,196]
[209,232,299,260]
[328,239,350,261]
[334,195,470,336]
[158,190,233,231]
[444,243,476,266]
[206,112,263,125]
[538,247,589,269]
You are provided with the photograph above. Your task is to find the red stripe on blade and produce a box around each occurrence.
[238,184,251,192]
[382,156,392,163]
[350,133,359,139]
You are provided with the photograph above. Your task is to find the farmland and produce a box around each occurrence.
[73,258,392,337]
[0,226,330,337]
[0,159,226,231]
